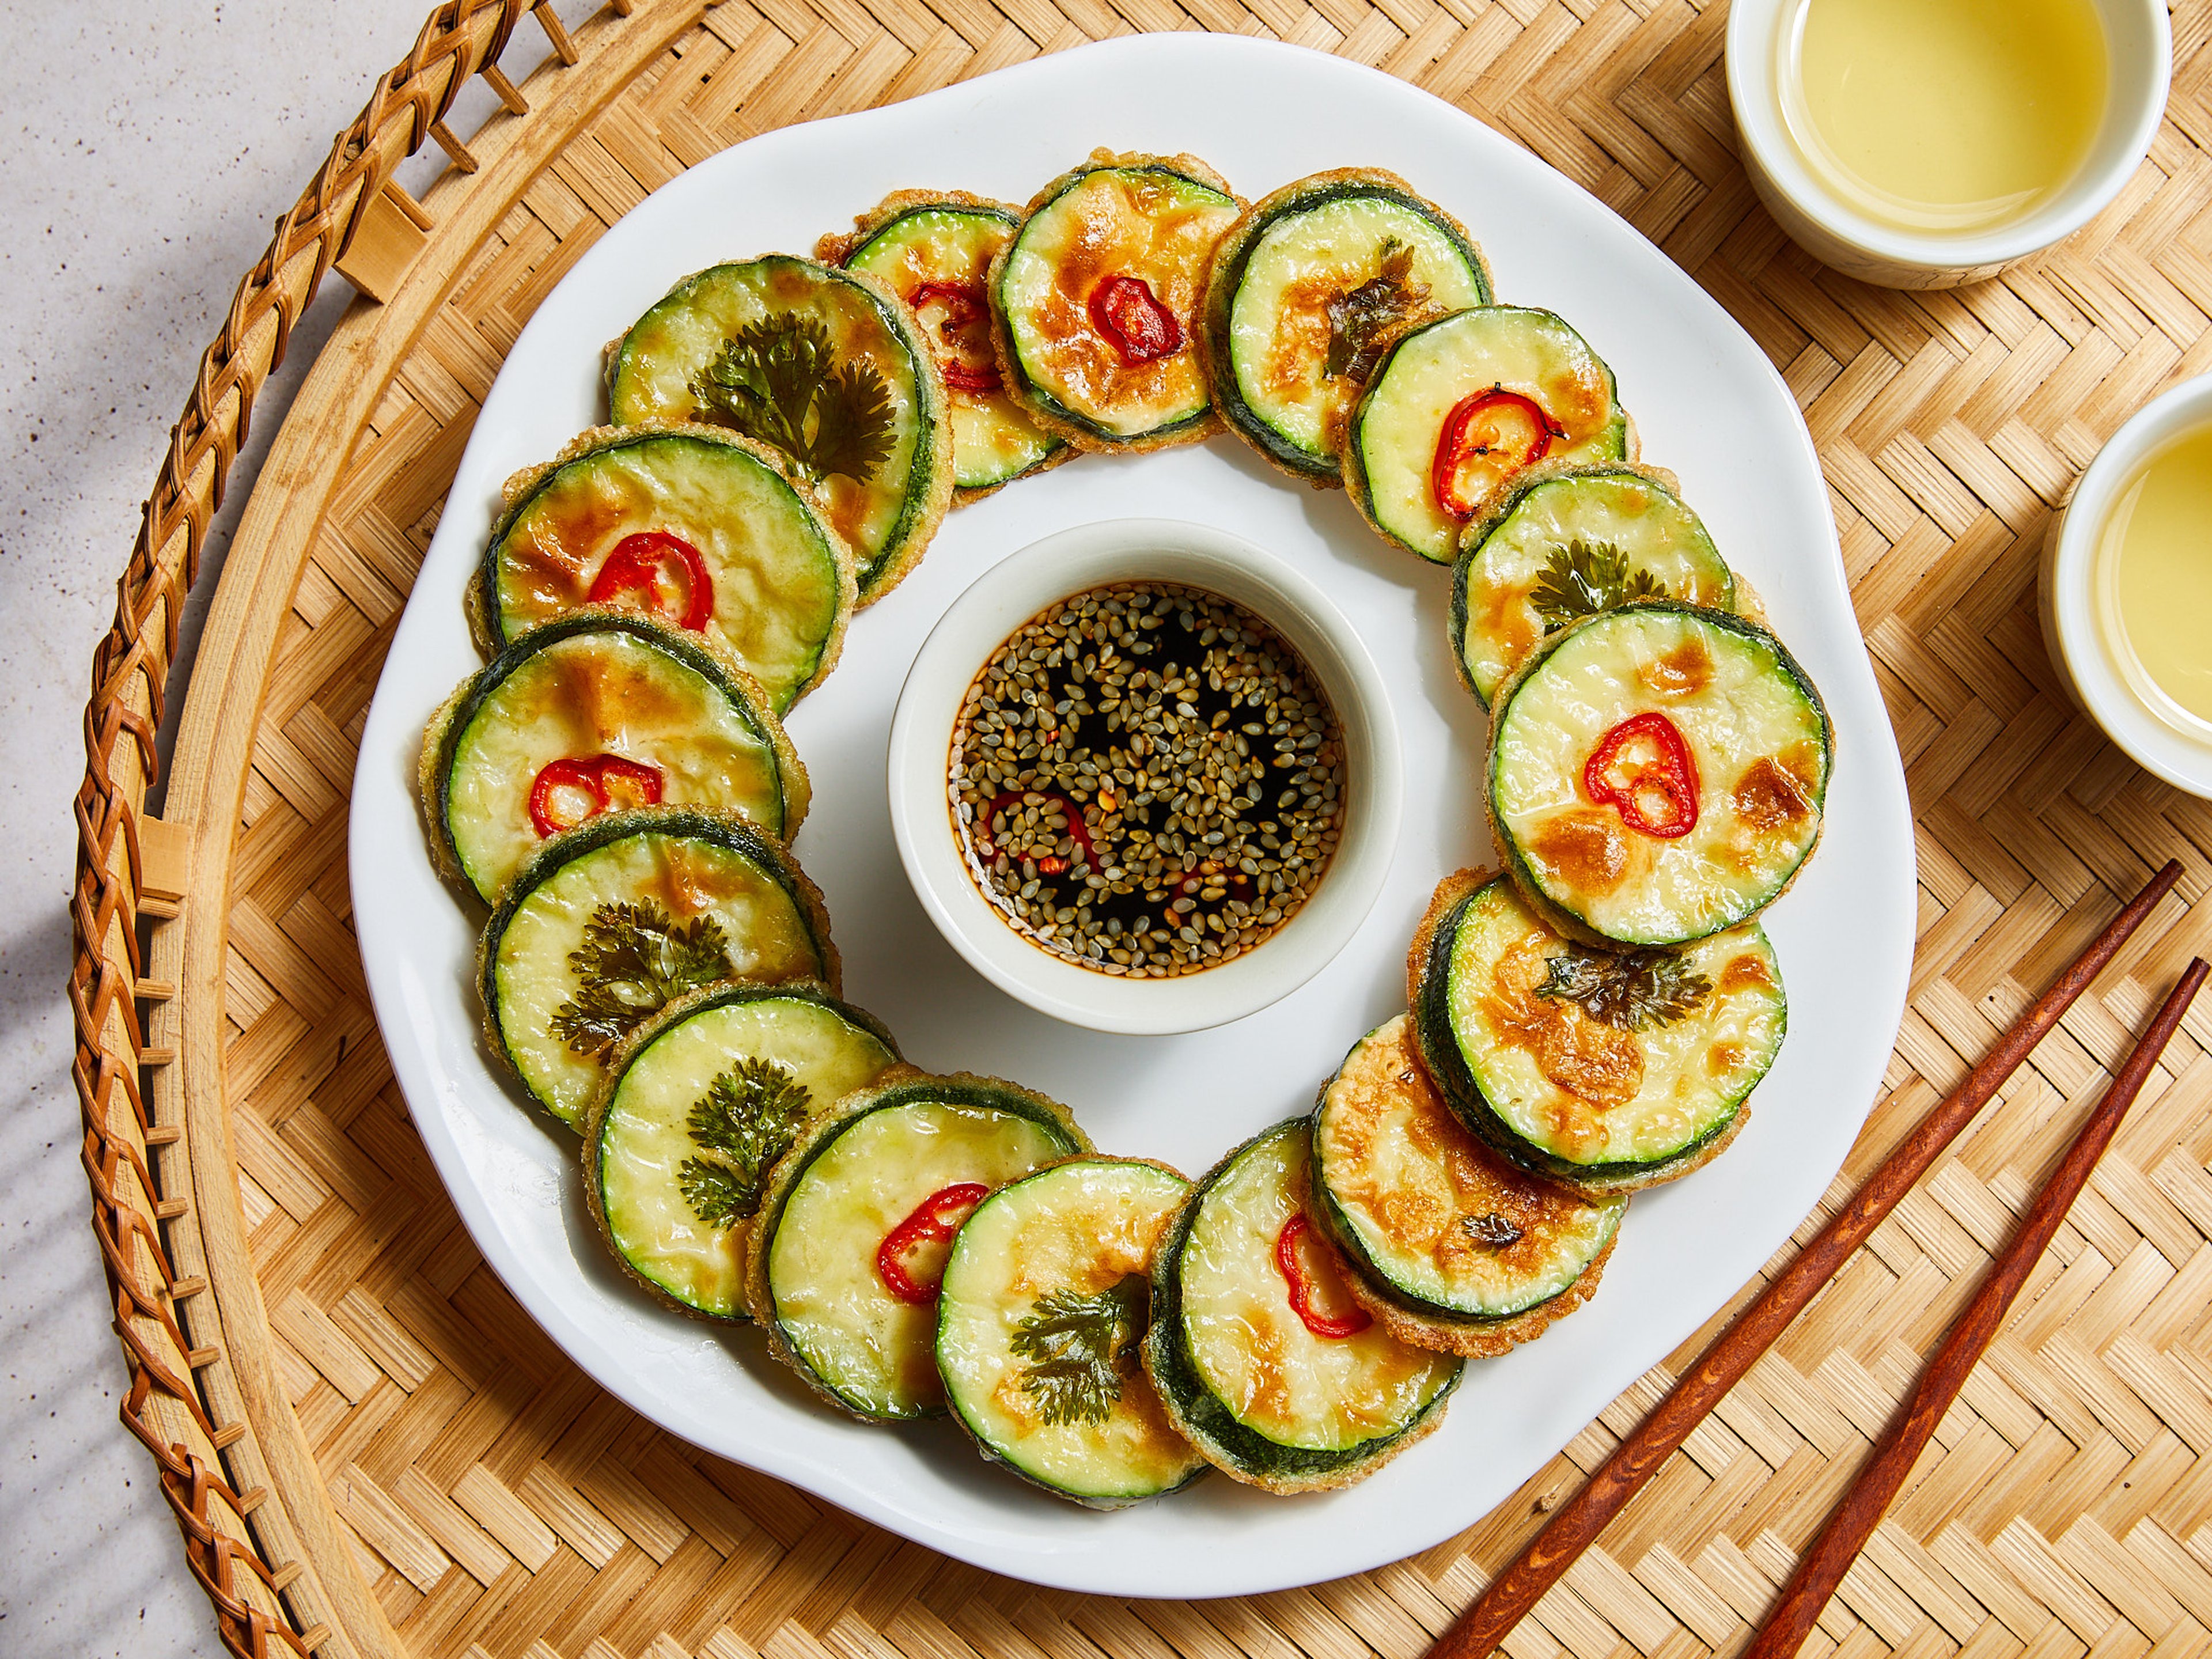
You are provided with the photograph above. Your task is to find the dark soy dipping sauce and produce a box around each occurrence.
[948,581,1346,978]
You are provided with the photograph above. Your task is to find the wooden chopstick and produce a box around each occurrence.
[1742,955,2209,1659]
[1424,858,2184,1659]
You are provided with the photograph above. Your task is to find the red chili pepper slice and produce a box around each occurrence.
[1088,274,1183,365]
[941,359,1002,393]
[1584,711,1700,839]
[588,531,714,631]
[1274,1214,1373,1340]
[876,1183,990,1305]
[1430,388,1566,521]
[973,790,1097,873]
[527,755,664,839]
[910,281,1002,394]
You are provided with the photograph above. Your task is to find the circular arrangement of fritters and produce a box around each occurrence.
[406,143,1839,1514]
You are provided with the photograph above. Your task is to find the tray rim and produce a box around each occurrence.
[71,6,725,1656]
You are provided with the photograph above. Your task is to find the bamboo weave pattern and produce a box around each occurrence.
[73,2,2212,1657]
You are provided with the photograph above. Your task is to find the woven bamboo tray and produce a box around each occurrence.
[70,0,2212,1654]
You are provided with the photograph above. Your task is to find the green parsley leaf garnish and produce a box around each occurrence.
[1325,237,1429,383]
[676,1058,812,1228]
[1536,945,1712,1032]
[1528,539,1669,632]
[1010,1274,1149,1427]
[548,900,735,1060]
[687,313,897,485]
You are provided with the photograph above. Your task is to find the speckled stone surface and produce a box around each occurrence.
[0,4,482,1653]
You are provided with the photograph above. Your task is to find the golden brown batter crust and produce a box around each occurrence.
[1328,1225,1618,1359]
[812,187,1022,267]
[1406,865,1491,1007]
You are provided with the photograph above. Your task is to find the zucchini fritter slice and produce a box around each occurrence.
[1345,305,1633,563]
[1141,1118,1460,1493]
[937,1157,1208,1507]
[1407,869,1786,1196]
[472,424,855,714]
[1200,168,1492,484]
[585,982,903,1321]
[1450,461,1733,708]
[990,150,1243,452]
[478,806,836,1126]
[421,610,804,905]
[1310,1013,1624,1353]
[824,191,1071,502]
[748,1075,1088,1421]
[1487,602,1831,946]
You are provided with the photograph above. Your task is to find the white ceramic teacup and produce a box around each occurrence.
[2041,371,2212,799]
[887,518,1403,1036]
[1726,0,2170,289]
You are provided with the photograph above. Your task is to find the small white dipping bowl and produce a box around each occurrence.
[1726,0,2170,289]
[2041,372,2212,799]
[888,518,1403,1036]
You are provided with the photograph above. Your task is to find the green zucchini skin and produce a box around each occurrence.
[1449,461,1734,709]
[1487,601,1831,948]
[748,1075,1090,1422]
[827,194,1071,501]
[1200,169,1492,484]
[990,151,1243,452]
[471,423,855,714]
[583,981,904,1323]
[1407,870,1786,1196]
[421,609,804,905]
[935,1157,1209,1508]
[1308,1014,1626,1353]
[1344,306,1633,565]
[477,806,837,1127]
[605,255,952,604]
[1141,1118,1461,1493]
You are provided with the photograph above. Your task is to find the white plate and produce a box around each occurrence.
[350,35,1913,1600]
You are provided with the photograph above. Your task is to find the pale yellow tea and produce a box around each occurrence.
[2097,426,2212,732]
[1781,0,2108,234]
